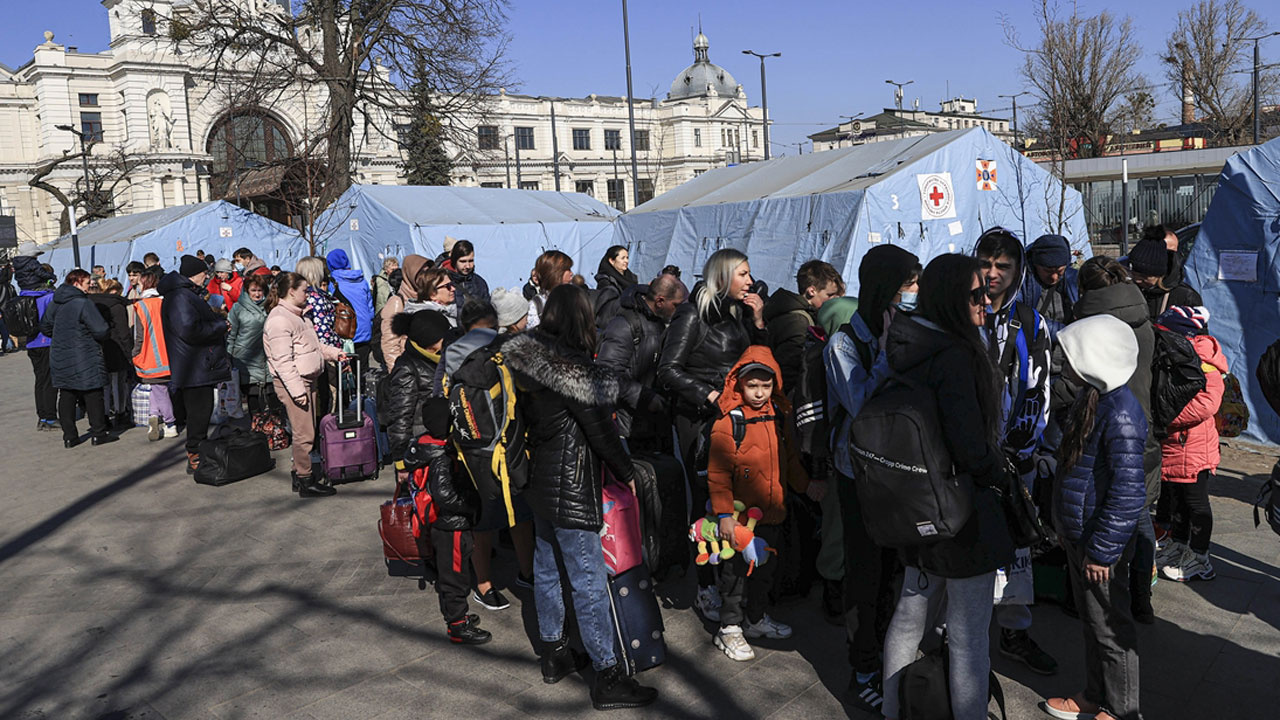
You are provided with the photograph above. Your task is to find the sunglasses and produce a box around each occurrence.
[969,287,989,306]
[440,282,456,291]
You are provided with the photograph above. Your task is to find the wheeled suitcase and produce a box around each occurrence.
[631,451,689,582]
[607,563,666,675]
[319,357,380,483]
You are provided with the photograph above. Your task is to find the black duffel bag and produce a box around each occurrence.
[194,427,276,486]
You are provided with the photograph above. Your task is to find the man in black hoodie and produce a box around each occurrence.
[763,260,845,396]
[1127,227,1202,321]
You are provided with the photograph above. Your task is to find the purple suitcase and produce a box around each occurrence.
[319,357,380,483]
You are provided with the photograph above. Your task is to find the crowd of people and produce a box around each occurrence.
[0,222,1231,718]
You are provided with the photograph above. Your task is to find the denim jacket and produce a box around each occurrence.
[824,313,889,478]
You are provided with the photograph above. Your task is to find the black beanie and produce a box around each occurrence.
[1026,234,1072,268]
[395,309,451,351]
[179,254,207,278]
[1127,239,1170,277]
[857,245,920,336]
[421,397,452,439]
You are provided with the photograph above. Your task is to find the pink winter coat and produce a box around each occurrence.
[264,301,341,401]
[1160,334,1227,484]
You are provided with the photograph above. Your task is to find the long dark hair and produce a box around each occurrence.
[450,239,475,269]
[918,254,1000,444]
[537,284,597,354]
[1058,384,1100,473]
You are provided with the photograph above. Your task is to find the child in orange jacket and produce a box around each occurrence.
[706,345,817,661]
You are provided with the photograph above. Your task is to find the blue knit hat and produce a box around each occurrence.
[1026,234,1072,268]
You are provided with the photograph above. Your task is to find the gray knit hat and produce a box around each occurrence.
[491,286,528,329]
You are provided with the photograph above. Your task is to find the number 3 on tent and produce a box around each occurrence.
[891,194,899,211]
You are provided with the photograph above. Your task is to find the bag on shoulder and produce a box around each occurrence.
[1254,460,1280,537]
[333,300,357,340]
[1151,326,1206,437]
[445,337,529,527]
[1216,371,1249,438]
[849,373,973,547]
[2,295,41,338]
[791,325,830,460]
[898,629,1007,720]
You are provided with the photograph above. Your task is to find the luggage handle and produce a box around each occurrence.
[337,355,364,426]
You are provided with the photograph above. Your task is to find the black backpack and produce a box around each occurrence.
[1255,461,1280,538]
[2,295,41,338]
[1151,326,1206,437]
[790,325,830,460]
[898,629,1007,720]
[848,373,974,547]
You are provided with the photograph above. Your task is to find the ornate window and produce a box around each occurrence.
[205,110,293,175]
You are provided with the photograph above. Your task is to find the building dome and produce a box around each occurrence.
[667,31,741,101]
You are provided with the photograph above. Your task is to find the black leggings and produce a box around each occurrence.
[1166,471,1213,553]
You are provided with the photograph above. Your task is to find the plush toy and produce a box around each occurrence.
[689,501,776,573]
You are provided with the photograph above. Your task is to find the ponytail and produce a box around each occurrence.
[1057,384,1100,474]
[267,272,306,313]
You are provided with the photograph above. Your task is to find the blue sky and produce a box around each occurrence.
[5,0,1279,153]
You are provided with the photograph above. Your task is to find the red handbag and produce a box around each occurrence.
[379,476,434,577]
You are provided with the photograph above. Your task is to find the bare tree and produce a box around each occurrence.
[1004,0,1145,226]
[169,0,512,212]
[1164,0,1279,146]
[29,147,156,236]
[1113,90,1157,136]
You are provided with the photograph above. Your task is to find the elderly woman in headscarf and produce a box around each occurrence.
[379,253,431,371]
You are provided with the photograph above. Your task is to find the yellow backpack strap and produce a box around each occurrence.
[491,353,520,526]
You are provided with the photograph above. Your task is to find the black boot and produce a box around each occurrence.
[1132,589,1155,624]
[295,473,336,497]
[446,615,491,645]
[541,638,589,684]
[591,663,657,711]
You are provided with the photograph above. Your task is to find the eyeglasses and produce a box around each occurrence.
[440,282,456,291]
[969,287,989,306]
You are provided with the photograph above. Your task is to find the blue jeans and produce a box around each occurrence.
[533,514,617,671]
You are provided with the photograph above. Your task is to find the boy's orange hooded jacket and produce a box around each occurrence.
[706,346,809,525]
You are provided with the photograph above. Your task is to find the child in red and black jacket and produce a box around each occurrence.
[403,397,489,645]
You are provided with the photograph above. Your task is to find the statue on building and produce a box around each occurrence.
[148,91,173,151]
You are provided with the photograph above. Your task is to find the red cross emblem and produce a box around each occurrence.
[929,185,945,206]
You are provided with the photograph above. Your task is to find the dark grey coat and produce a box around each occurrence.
[41,284,109,391]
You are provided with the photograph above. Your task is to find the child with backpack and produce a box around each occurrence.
[1044,315,1147,720]
[1155,306,1226,583]
[705,346,814,661]
[402,397,490,645]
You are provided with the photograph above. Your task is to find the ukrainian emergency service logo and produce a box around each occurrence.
[976,160,998,191]
[916,172,957,221]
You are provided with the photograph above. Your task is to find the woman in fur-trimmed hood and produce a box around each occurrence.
[502,284,658,709]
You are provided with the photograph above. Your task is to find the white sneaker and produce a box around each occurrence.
[163,424,179,438]
[714,625,755,661]
[743,614,792,639]
[695,586,722,623]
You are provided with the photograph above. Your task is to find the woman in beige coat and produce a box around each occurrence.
[264,272,344,497]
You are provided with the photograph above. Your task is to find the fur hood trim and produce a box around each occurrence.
[501,332,619,406]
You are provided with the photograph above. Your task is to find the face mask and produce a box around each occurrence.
[234,263,244,272]
[895,291,918,313]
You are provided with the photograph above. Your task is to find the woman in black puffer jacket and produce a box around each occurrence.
[656,248,766,613]
[502,284,657,711]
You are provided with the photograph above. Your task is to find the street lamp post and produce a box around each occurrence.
[1235,32,1280,144]
[997,91,1030,149]
[548,98,562,191]
[54,124,92,268]
[504,135,512,188]
[743,50,781,160]
[620,0,641,208]
[885,79,914,111]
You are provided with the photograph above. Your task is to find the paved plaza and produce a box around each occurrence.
[0,351,1277,719]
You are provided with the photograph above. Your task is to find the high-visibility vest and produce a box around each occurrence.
[132,297,171,381]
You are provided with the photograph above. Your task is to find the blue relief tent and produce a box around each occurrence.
[313,185,621,288]
[40,201,305,282]
[614,127,1091,293]
[1184,137,1280,445]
